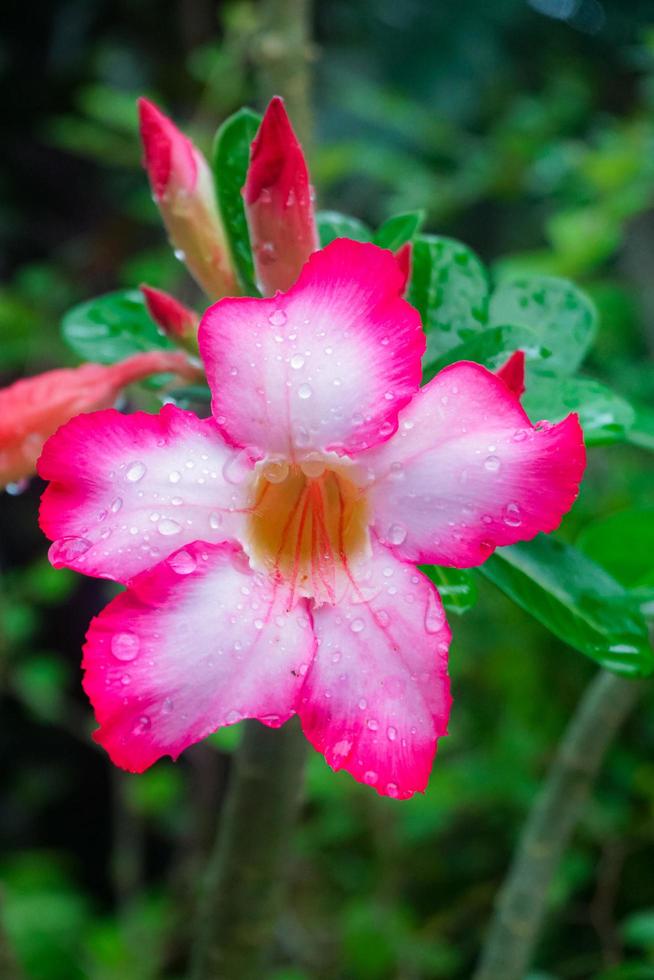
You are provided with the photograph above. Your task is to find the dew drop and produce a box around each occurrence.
[363,770,378,785]
[132,715,151,735]
[367,718,379,732]
[168,471,181,484]
[263,458,289,484]
[297,383,312,400]
[424,591,445,634]
[513,428,528,442]
[158,518,182,536]
[48,536,92,565]
[223,450,250,485]
[387,725,398,741]
[110,496,123,514]
[125,461,146,483]
[169,550,197,574]
[290,353,305,370]
[503,502,522,527]
[268,309,287,327]
[484,455,501,472]
[161,698,174,715]
[386,782,400,798]
[111,632,140,662]
[300,453,325,478]
[350,618,365,634]
[388,523,407,546]
[209,512,222,530]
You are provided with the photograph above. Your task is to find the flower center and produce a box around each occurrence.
[247,457,369,606]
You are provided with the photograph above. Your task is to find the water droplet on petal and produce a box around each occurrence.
[484,455,501,472]
[262,458,289,484]
[223,450,250,485]
[388,523,407,546]
[386,782,400,798]
[110,496,123,513]
[503,502,522,527]
[209,512,223,530]
[367,718,379,731]
[387,726,397,741]
[169,470,181,484]
[300,453,325,478]
[350,618,365,634]
[125,461,146,483]
[169,550,197,574]
[290,353,305,370]
[111,632,140,662]
[268,308,287,327]
[48,536,92,565]
[158,518,182,536]
[363,770,378,785]
[132,714,151,735]
[161,698,174,714]
[297,383,312,400]
[424,591,445,634]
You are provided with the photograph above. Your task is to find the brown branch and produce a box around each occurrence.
[473,669,646,980]
[189,719,307,980]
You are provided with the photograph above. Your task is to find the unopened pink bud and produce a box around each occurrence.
[496,350,526,398]
[140,285,199,349]
[243,96,318,295]
[395,242,412,295]
[0,351,198,487]
[138,98,239,300]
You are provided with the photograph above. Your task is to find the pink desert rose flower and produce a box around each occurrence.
[37,239,585,799]
[0,350,196,489]
[138,98,239,300]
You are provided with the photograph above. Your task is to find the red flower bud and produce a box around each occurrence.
[140,285,199,349]
[243,96,318,295]
[0,350,197,488]
[395,242,412,295]
[496,350,526,399]
[138,98,239,300]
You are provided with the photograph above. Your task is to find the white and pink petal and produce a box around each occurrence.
[199,239,424,460]
[38,405,253,583]
[83,542,316,771]
[361,362,585,567]
[297,539,451,799]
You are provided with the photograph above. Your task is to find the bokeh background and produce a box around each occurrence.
[1,1,654,978]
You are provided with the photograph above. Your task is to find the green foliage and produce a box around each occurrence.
[212,107,262,295]
[316,211,372,246]
[480,536,654,678]
[522,375,636,446]
[420,566,478,616]
[373,210,425,250]
[488,276,597,375]
[62,290,174,364]
[408,235,489,360]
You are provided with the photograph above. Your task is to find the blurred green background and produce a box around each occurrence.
[1,1,654,978]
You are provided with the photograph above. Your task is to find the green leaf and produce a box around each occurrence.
[480,536,654,678]
[522,374,636,446]
[374,210,425,250]
[627,403,654,451]
[317,211,371,247]
[622,908,654,950]
[488,276,597,374]
[62,290,174,363]
[212,107,262,295]
[423,323,550,383]
[420,566,478,616]
[407,235,489,361]
[576,508,654,589]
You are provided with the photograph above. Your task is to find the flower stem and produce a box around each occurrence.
[472,669,645,980]
[254,0,314,146]
[190,719,307,980]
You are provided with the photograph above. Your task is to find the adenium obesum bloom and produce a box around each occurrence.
[138,98,239,300]
[244,96,318,296]
[0,350,196,489]
[37,240,585,799]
